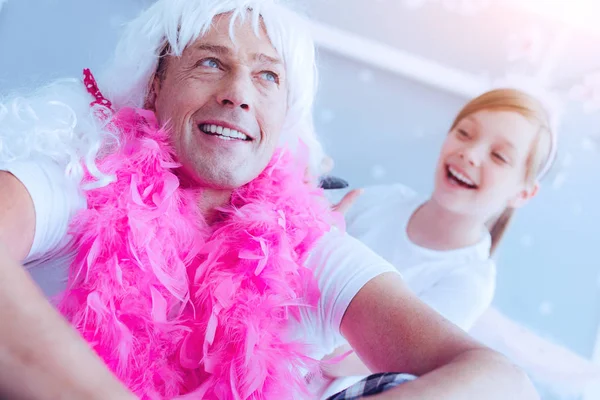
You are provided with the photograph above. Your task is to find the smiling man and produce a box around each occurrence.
[0,1,539,399]
[148,18,288,192]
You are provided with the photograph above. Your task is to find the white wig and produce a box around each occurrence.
[0,0,325,187]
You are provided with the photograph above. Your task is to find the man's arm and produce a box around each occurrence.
[0,171,36,261]
[324,266,495,378]
[0,243,136,400]
[341,272,538,400]
[0,171,135,399]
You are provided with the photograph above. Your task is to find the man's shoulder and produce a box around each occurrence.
[0,158,86,263]
[307,228,396,275]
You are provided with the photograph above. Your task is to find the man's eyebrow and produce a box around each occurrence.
[252,53,283,66]
[190,43,232,55]
[190,44,282,66]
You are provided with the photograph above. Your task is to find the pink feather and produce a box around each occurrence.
[58,107,335,399]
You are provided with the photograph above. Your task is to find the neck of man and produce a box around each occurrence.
[407,198,486,251]
[177,173,234,226]
[196,188,234,226]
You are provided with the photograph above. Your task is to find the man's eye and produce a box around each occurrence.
[260,71,279,83]
[198,58,220,69]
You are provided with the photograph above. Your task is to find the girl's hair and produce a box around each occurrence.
[450,88,556,254]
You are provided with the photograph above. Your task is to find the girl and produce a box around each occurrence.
[320,88,557,398]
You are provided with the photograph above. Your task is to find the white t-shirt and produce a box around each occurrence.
[328,183,496,331]
[0,159,397,363]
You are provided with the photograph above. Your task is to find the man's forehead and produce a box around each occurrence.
[188,42,282,66]
[189,12,281,61]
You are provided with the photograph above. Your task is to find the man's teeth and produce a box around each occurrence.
[448,166,475,187]
[200,124,249,140]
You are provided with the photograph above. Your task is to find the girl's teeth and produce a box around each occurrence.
[448,166,475,187]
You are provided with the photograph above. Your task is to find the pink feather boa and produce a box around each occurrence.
[57,107,335,399]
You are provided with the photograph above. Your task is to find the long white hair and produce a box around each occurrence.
[0,0,325,187]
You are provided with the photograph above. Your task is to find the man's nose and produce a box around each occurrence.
[216,71,253,111]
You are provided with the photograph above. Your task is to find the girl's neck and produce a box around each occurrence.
[407,198,486,251]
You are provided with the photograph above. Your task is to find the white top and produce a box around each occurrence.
[0,159,398,362]
[328,183,496,331]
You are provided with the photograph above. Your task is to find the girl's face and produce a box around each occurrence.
[432,110,540,220]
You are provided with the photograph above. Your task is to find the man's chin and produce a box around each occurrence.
[191,171,257,191]
[180,155,272,190]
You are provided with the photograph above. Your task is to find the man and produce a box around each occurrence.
[0,0,538,399]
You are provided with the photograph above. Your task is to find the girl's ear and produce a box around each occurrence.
[509,182,539,209]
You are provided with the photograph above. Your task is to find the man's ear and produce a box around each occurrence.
[509,182,539,209]
[144,74,161,111]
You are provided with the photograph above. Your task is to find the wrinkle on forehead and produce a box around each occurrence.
[215,10,268,53]
[193,12,281,61]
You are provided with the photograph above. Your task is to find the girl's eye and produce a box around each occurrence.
[492,152,508,164]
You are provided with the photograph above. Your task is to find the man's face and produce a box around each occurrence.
[149,13,288,190]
